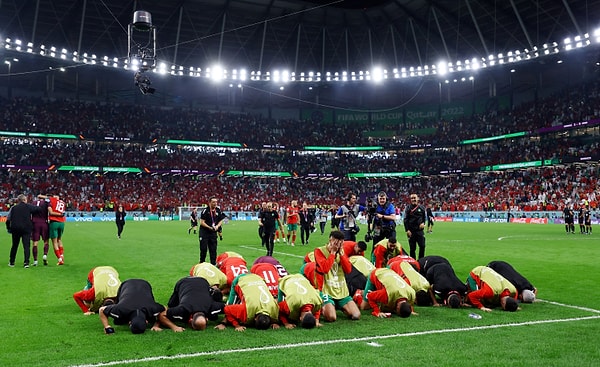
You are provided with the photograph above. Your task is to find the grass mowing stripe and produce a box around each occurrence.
[68,314,600,367]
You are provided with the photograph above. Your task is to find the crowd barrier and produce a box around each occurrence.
[0,210,597,224]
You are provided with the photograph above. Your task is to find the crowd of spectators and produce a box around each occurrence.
[1,79,599,148]
[0,78,599,214]
[0,164,597,215]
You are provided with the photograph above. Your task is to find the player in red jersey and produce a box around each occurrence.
[286,200,300,246]
[41,194,66,265]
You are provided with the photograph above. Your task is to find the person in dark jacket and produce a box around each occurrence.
[115,205,126,239]
[403,193,427,259]
[6,194,42,268]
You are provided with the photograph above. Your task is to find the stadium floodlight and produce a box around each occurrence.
[371,67,383,82]
[437,61,448,76]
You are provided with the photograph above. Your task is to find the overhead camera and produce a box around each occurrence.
[134,71,155,95]
[128,10,157,95]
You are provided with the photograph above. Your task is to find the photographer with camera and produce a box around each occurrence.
[335,193,366,241]
[369,191,397,248]
[403,193,427,259]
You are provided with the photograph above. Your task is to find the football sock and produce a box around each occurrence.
[32,247,38,261]
[44,243,49,255]
[54,249,61,259]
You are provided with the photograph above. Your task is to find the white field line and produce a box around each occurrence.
[537,299,600,313]
[69,314,600,367]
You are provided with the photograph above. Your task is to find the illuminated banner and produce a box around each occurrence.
[103,167,142,173]
[335,109,403,125]
[57,165,100,171]
[0,131,27,137]
[304,146,382,151]
[166,139,243,148]
[460,132,528,145]
[29,133,79,139]
[347,171,420,178]
[480,160,542,171]
[226,170,292,177]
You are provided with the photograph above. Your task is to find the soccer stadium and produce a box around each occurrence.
[1,1,599,366]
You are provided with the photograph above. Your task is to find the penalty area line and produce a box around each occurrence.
[69,315,600,367]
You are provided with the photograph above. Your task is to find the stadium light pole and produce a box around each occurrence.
[4,58,18,99]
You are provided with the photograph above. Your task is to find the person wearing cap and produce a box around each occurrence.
[277,273,323,329]
[73,266,121,315]
[99,279,165,334]
[486,260,537,303]
[422,262,467,308]
[360,267,416,318]
[313,230,361,321]
[371,191,397,247]
[157,277,225,332]
[465,266,519,312]
[371,237,401,268]
[216,273,280,331]
[403,193,427,259]
[189,262,228,291]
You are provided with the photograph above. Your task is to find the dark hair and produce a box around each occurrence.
[210,287,223,302]
[330,230,345,241]
[129,310,147,334]
[447,293,461,309]
[504,297,518,312]
[346,192,355,201]
[301,313,317,329]
[415,290,432,306]
[399,302,412,318]
[357,241,367,251]
[255,313,271,330]
[101,298,115,307]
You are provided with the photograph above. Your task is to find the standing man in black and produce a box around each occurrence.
[199,197,226,265]
[403,193,427,259]
[188,208,198,234]
[115,204,126,239]
[258,202,284,256]
[563,205,575,234]
[299,202,314,245]
[158,276,224,332]
[6,194,41,268]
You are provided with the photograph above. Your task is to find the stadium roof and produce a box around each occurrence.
[2,0,599,71]
[1,0,600,107]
